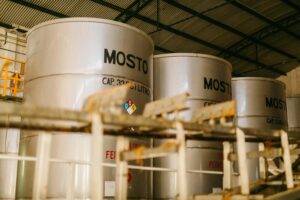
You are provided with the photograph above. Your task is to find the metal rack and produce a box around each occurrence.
[0,55,25,100]
[0,85,299,199]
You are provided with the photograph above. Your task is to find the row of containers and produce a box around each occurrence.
[0,18,299,199]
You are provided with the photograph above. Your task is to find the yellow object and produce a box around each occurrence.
[0,56,25,97]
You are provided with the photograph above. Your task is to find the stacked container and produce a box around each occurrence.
[153,53,232,198]
[17,18,153,199]
[232,77,287,183]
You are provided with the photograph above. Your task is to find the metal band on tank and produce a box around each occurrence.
[232,77,286,88]
[154,53,232,70]
[24,73,151,89]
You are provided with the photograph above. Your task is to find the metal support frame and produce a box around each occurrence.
[5,0,171,55]
[280,130,294,189]
[227,0,300,41]
[163,0,298,60]
[258,142,266,180]
[115,136,130,200]
[91,113,104,199]
[1,88,300,199]
[221,12,300,58]
[90,0,284,75]
[236,128,249,195]
[282,0,300,12]
[114,0,154,23]
[175,121,188,200]
[32,132,52,199]
[223,141,233,190]
[5,0,289,75]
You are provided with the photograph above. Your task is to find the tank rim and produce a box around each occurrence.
[27,17,154,50]
[153,53,232,70]
[232,77,285,87]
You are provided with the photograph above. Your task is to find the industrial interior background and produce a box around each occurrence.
[1,0,300,78]
[0,1,300,200]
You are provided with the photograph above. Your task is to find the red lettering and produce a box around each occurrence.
[208,161,223,169]
[128,171,132,183]
[105,150,116,160]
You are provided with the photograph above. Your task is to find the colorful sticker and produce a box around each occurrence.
[123,99,137,114]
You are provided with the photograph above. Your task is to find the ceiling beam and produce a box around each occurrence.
[114,0,141,21]
[221,12,300,59]
[117,0,154,23]
[9,0,67,18]
[154,45,173,53]
[6,0,286,75]
[163,0,298,60]
[281,0,300,12]
[91,0,285,75]
[226,0,300,41]
[1,3,171,55]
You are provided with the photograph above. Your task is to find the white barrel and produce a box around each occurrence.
[0,27,26,199]
[153,53,232,198]
[232,78,287,130]
[287,97,300,130]
[17,18,153,199]
[232,77,287,183]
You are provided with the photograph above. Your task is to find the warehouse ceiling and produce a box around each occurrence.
[0,0,300,77]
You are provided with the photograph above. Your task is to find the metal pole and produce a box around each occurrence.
[223,141,232,190]
[236,128,249,195]
[91,113,104,199]
[258,142,266,180]
[115,136,129,200]
[280,130,294,189]
[175,121,188,200]
[32,132,52,199]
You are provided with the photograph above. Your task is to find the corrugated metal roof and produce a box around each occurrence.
[0,0,299,78]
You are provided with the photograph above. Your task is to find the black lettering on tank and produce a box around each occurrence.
[104,49,116,64]
[126,54,135,68]
[204,77,213,90]
[142,61,148,74]
[104,48,148,75]
[116,51,126,65]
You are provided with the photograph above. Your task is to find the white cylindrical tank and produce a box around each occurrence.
[232,77,287,183]
[0,27,26,199]
[232,78,287,130]
[153,53,232,198]
[287,97,300,130]
[17,18,153,199]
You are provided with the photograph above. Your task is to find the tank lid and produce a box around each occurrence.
[154,53,232,69]
[232,77,286,87]
[27,17,154,49]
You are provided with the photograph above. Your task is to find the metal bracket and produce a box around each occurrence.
[236,128,249,195]
[175,121,188,200]
[280,130,294,189]
[82,84,130,114]
[223,141,233,190]
[192,100,235,123]
[143,92,189,118]
[258,142,266,180]
[90,113,104,199]
[115,136,130,200]
[121,141,178,161]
